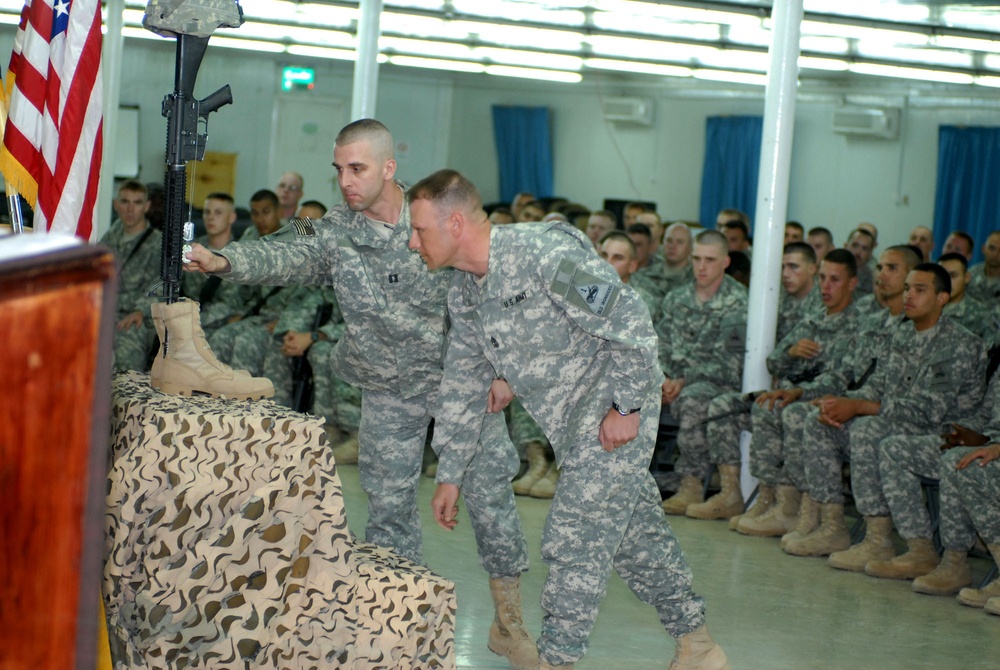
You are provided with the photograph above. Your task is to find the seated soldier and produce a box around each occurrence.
[507,398,557,499]
[687,250,859,524]
[846,228,876,297]
[660,222,694,295]
[657,230,748,515]
[627,222,670,302]
[939,252,996,346]
[776,242,820,342]
[599,231,661,323]
[785,264,985,571]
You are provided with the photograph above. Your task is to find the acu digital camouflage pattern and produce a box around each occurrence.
[182,233,259,333]
[776,283,822,343]
[144,0,243,38]
[433,221,704,665]
[99,220,162,371]
[967,262,1000,305]
[944,295,998,347]
[940,446,1000,549]
[802,316,985,511]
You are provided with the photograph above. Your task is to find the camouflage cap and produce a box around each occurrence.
[143,0,244,38]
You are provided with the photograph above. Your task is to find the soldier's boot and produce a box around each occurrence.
[513,441,550,496]
[958,545,1000,608]
[487,576,538,670]
[986,598,1000,616]
[912,550,971,595]
[780,493,818,551]
[668,626,731,670]
[738,486,801,537]
[784,503,851,557]
[529,466,559,499]
[332,434,360,465]
[729,485,775,531]
[827,515,894,571]
[662,476,704,516]
[151,299,273,400]
[865,537,940,580]
[686,464,743,520]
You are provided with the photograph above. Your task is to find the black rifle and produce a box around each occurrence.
[699,391,764,426]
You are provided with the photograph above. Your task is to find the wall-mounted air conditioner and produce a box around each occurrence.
[602,97,654,126]
[832,107,900,140]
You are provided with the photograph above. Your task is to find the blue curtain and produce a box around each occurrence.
[492,106,554,202]
[934,126,1000,265]
[699,116,763,231]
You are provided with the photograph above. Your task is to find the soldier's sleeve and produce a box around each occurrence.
[655,293,678,378]
[797,331,857,400]
[687,293,747,389]
[538,237,662,410]
[216,217,335,287]
[317,289,346,342]
[273,285,325,335]
[767,320,807,378]
[431,284,495,487]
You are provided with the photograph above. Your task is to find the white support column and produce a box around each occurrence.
[351,0,383,121]
[739,0,804,498]
[97,0,125,240]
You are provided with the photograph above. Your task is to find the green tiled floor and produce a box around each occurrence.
[336,465,1000,670]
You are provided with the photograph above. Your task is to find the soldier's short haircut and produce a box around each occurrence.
[665,221,691,239]
[822,248,858,278]
[938,252,969,271]
[695,229,729,253]
[626,223,652,240]
[118,179,148,198]
[847,228,875,245]
[718,208,749,226]
[783,241,816,264]
[885,244,922,271]
[807,227,834,245]
[407,169,482,212]
[591,209,617,226]
[786,221,804,235]
[250,189,279,207]
[723,220,749,238]
[598,231,637,257]
[335,118,394,161]
[205,192,234,205]
[914,262,952,295]
[947,230,975,255]
[300,199,327,212]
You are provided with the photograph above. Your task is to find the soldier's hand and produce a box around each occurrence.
[431,483,461,531]
[281,331,312,357]
[940,422,989,449]
[816,397,856,428]
[599,408,640,452]
[662,377,684,404]
[488,378,513,413]
[116,311,143,331]
[956,444,1000,469]
[788,339,822,359]
[184,243,231,274]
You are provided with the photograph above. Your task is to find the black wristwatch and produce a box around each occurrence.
[612,402,641,416]
[311,331,321,342]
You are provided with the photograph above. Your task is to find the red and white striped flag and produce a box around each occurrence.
[0,0,103,241]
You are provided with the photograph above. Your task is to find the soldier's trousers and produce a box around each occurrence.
[358,388,529,574]
[940,447,1000,549]
[671,381,727,479]
[879,435,943,540]
[750,401,812,489]
[112,321,154,372]
[507,397,549,460]
[705,391,750,466]
[308,341,361,433]
[539,390,705,665]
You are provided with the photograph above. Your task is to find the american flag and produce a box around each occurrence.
[0,0,103,240]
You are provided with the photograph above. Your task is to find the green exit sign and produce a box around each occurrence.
[282,66,315,91]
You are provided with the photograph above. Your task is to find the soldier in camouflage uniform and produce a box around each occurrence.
[657,230,748,516]
[775,242,820,342]
[407,169,729,670]
[186,120,535,669]
[660,222,694,297]
[599,231,661,323]
[939,253,997,346]
[787,264,985,571]
[966,231,1000,304]
[100,179,162,372]
[846,228,876,297]
[627,222,670,303]
[691,250,858,526]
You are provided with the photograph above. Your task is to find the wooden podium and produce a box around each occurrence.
[0,240,118,669]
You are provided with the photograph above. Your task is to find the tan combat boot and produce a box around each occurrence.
[958,545,1000,608]
[729,485,775,531]
[529,466,559,499]
[986,598,1000,616]
[912,550,971,595]
[784,502,851,557]
[662,476,704,516]
[513,441,550,496]
[780,493,818,550]
[686,464,743,520]
[738,485,800,537]
[828,515,894,571]
[332,434,360,465]
[866,537,940,580]
[150,299,274,400]
[668,625,731,670]
[487,576,538,670]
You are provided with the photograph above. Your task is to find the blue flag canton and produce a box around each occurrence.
[52,0,71,37]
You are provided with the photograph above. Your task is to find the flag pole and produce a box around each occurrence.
[0,76,24,235]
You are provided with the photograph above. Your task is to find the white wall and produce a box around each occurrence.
[3,26,999,251]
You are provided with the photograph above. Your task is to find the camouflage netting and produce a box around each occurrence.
[104,372,456,669]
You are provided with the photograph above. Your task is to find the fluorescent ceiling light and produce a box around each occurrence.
[855,42,973,69]
[0,13,19,25]
[801,21,928,47]
[485,65,582,83]
[591,12,721,41]
[122,26,162,41]
[727,25,772,48]
[240,0,355,28]
[381,37,473,60]
[380,14,469,40]
[983,54,1000,71]
[120,8,146,25]
[693,69,767,86]
[384,0,444,9]
[286,45,356,61]
[849,63,975,85]
[451,21,585,51]
[942,9,1000,33]
[699,49,770,72]
[585,58,692,78]
[933,35,1000,54]
[451,0,585,27]
[474,47,581,71]
[805,0,929,23]
[800,35,850,55]
[388,55,485,73]
[223,22,354,48]
[798,56,848,72]
[975,76,1000,89]
[209,36,286,53]
[587,35,719,62]
[594,1,762,28]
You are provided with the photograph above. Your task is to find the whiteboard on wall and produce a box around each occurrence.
[114,105,139,178]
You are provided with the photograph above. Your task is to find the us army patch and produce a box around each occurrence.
[502,291,528,309]
[550,258,619,316]
[262,217,316,242]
